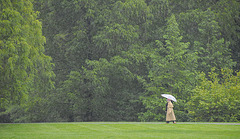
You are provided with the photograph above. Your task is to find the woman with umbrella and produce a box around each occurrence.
[161,94,177,124]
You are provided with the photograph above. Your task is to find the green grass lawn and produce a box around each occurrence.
[0,122,239,139]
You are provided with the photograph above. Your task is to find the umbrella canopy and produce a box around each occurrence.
[161,94,177,102]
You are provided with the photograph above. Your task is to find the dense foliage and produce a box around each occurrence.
[188,68,240,122]
[1,0,239,122]
[0,0,54,122]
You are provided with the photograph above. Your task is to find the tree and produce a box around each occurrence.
[212,0,240,71]
[139,15,197,122]
[0,0,54,122]
[178,9,236,74]
[40,0,153,122]
[28,0,239,122]
[167,0,240,73]
[188,68,240,122]
[57,56,144,122]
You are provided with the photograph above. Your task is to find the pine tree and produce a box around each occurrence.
[139,15,197,121]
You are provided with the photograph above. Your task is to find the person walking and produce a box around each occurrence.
[166,99,176,124]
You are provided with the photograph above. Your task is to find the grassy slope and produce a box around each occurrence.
[0,122,239,139]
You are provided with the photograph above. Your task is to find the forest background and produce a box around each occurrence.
[1,0,240,123]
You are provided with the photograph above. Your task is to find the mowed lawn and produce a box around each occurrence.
[0,122,240,139]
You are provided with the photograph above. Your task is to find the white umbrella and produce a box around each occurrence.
[161,94,177,102]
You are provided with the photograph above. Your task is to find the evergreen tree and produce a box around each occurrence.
[139,15,197,121]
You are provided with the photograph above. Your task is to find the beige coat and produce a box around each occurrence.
[166,101,176,121]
